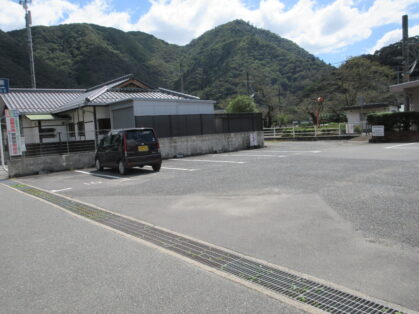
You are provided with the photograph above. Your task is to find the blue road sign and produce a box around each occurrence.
[0,78,10,93]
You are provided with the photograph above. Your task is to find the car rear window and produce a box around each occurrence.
[125,130,156,146]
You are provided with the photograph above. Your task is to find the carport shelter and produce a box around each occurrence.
[0,74,215,146]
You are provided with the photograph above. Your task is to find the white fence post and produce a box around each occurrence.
[338,123,341,136]
[314,126,317,137]
[273,127,276,138]
[292,126,295,138]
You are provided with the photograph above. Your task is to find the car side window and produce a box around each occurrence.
[111,134,121,148]
[102,135,112,147]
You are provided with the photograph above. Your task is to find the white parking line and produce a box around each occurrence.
[74,170,131,180]
[161,167,198,172]
[385,143,418,149]
[224,154,286,158]
[266,150,321,153]
[50,188,72,193]
[169,159,246,164]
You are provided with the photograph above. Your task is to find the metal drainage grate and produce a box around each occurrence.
[4,180,407,314]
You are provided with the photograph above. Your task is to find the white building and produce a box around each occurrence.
[0,74,215,147]
[343,103,399,130]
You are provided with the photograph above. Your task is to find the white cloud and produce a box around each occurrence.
[136,0,418,53]
[62,0,133,31]
[136,0,253,44]
[0,0,132,32]
[369,24,419,53]
[0,0,26,31]
[0,0,417,56]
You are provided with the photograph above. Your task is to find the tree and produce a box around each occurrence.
[275,112,290,126]
[225,95,258,113]
[298,57,397,124]
[338,57,395,107]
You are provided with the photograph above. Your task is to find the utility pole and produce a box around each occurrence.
[246,71,250,95]
[179,61,184,93]
[402,15,410,111]
[20,0,36,89]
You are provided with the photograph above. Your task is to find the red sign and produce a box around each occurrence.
[5,109,22,156]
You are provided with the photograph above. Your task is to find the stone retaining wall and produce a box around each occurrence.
[8,131,264,177]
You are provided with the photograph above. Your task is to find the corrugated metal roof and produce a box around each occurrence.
[1,89,85,114]
[0,76,205,114]
[90,91,190,105]
[58,77,132,111]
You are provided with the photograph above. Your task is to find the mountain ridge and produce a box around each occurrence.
[0,20,329,100]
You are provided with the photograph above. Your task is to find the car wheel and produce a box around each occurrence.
[152,163,161,172]
[95,158,103,171]
[118,160,127,175]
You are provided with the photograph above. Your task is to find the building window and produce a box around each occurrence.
[68,123,76,137]
[77,122,85,137]
[40,128,56,139]
[98,118,111,135]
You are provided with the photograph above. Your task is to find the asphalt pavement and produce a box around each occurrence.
[0,183,301,313]
[4,140,419,312]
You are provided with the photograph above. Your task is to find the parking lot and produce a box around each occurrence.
[3,140,419,312]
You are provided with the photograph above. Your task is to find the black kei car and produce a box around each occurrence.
[95,128,162,175]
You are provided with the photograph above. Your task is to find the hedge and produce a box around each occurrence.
[367,111,419,132]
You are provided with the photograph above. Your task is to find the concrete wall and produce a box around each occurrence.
[7,131,264,177]
[8,152,95,177]
[159,131,264,158]
[346,112,360,124]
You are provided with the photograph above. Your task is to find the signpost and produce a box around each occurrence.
[0,78,10,94]
[5,109,22,156]
[372,125,385,137]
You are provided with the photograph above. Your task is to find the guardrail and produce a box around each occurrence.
[263,124,363,139]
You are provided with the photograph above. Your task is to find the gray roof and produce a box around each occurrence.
[1,89,85,114]
[89,90,197,105]
[342,103,398,111]
[56,76,133,112]
[0,75,205,115]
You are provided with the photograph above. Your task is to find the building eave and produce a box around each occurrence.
[389,79,419,93]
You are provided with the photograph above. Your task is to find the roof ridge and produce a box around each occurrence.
[10,88,86,92]
[158,87,199,100]
[85,74,134,92]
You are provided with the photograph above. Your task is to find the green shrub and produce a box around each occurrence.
[225,95,258,113]
[367,111,419,132]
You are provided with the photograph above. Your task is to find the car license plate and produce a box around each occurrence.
[138,145,149,152]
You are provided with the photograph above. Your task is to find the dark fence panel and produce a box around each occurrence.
[135,113,262,138]
[202,115,216,134]
[22,140,96,157]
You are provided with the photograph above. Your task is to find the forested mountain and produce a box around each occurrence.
[1,24,181,89]
[0,21,412,124]
[0,21,328,100]
[175,20,328,102]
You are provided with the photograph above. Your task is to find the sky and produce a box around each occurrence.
[0,0,418,65]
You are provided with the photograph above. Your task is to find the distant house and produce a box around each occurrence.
[389,79,419,111]
[0,74,215,146]
[342,103,399,130]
